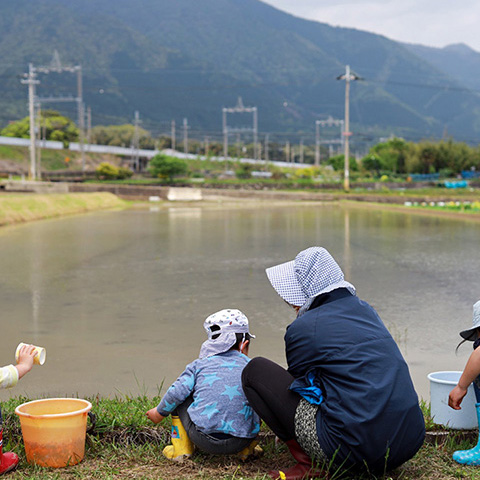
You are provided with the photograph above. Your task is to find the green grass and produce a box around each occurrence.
[0,145,26,161]
[1,396,480,479]
[39,150,71,171]
[0,193,126,226]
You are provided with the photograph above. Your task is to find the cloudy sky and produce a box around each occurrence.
[262,0,480,52]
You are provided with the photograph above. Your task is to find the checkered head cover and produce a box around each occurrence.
[266,247,355,314]
[199,309,255,359]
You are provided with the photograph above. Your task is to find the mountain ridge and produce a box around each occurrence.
[2,0,480,146]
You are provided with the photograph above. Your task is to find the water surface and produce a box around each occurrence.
[1,203,478,401]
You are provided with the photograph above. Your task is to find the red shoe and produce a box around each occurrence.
[0,452,18,475]
[0,429,19,475]
[270,439,325,480]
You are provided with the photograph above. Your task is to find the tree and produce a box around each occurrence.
[327,154,358,172]
[148,154,188,182]
[1,110,78,147]
[90,124,155,149]
[369,138,409,174]
[361,154,382,175]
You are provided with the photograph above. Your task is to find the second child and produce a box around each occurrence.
[449,300,480,465]
[146,309,260,461]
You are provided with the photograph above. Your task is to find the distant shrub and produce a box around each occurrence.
[149,154,188,182]
[95,163,133,180]
[270,167,286,180]
[293,167,319,179]
[117,167,133,179]
[96,162,119,180]
[235,163,254,179]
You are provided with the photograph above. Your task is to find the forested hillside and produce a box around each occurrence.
[2,0,480,144]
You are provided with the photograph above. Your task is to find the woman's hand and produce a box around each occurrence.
[15,344,36,379]
[146,408,164,424]
[449,385,468,410]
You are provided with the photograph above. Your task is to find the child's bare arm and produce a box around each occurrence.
[449,347,480,409]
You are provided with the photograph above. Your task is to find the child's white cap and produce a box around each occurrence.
[459,300,480,341]
[199,309,255,359]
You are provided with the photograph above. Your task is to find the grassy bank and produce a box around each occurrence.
[0,188,479,230]
[0,193,126,227]
[341,199,480,224]
[0,395,478,480]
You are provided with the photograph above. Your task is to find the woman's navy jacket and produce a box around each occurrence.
[285,288,425,472]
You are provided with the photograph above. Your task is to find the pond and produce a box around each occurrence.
[1,203,479,402]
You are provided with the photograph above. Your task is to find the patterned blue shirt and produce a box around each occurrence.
[156,350,260,438]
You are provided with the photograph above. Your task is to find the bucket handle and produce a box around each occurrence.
[87,411,96,434]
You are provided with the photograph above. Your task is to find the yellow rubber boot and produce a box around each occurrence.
[162,416,194,462]
[238,439,263,461]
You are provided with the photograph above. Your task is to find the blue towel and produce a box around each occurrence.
[290,371,323,405]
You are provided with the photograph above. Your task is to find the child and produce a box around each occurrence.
[1,344,37,474]
[449,300,480,465]
[146,309,261,462]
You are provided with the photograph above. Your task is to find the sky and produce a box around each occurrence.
[262,0,480,52]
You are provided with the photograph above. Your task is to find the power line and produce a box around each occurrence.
[5,69,480,97]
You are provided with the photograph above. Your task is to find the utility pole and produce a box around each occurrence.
[337,65,361,191]
[315,117,344,167]
[300,138,304,164]
[77,66,85,172]
[36,102,42,179]
[236,133,241,158]
[21,63,40,180]
[222,108,228,158]
[183,118,189,154]
[204,136,209,156]
[222,97,258,160]
[34,52,84,172]
[253,106,258,161]
[285,141,290,163]
[86,106,92,147]
[343,66,351,191]
[171,120,176,151]
[131,110,140,171]
[264,134,269,163]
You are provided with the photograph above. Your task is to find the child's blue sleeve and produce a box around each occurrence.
[156,360,197,416]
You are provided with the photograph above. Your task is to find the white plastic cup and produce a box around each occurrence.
[15,343,46,366]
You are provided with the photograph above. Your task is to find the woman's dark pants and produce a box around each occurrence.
[241,356,301,442]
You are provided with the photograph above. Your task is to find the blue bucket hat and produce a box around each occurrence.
[266,247,355,315]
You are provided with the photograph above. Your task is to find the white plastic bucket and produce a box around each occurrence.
[428,371,477,429]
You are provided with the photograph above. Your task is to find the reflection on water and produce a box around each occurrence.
[0,204,479,401]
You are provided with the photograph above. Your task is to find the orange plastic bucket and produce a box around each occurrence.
[15,398,92,467]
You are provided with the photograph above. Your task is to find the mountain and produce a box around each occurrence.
[2,0,480,147]
[404,42,480,92]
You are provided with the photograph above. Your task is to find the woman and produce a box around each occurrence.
[242,247,425,479]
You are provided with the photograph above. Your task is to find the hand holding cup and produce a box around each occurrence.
[15,342,46,366]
